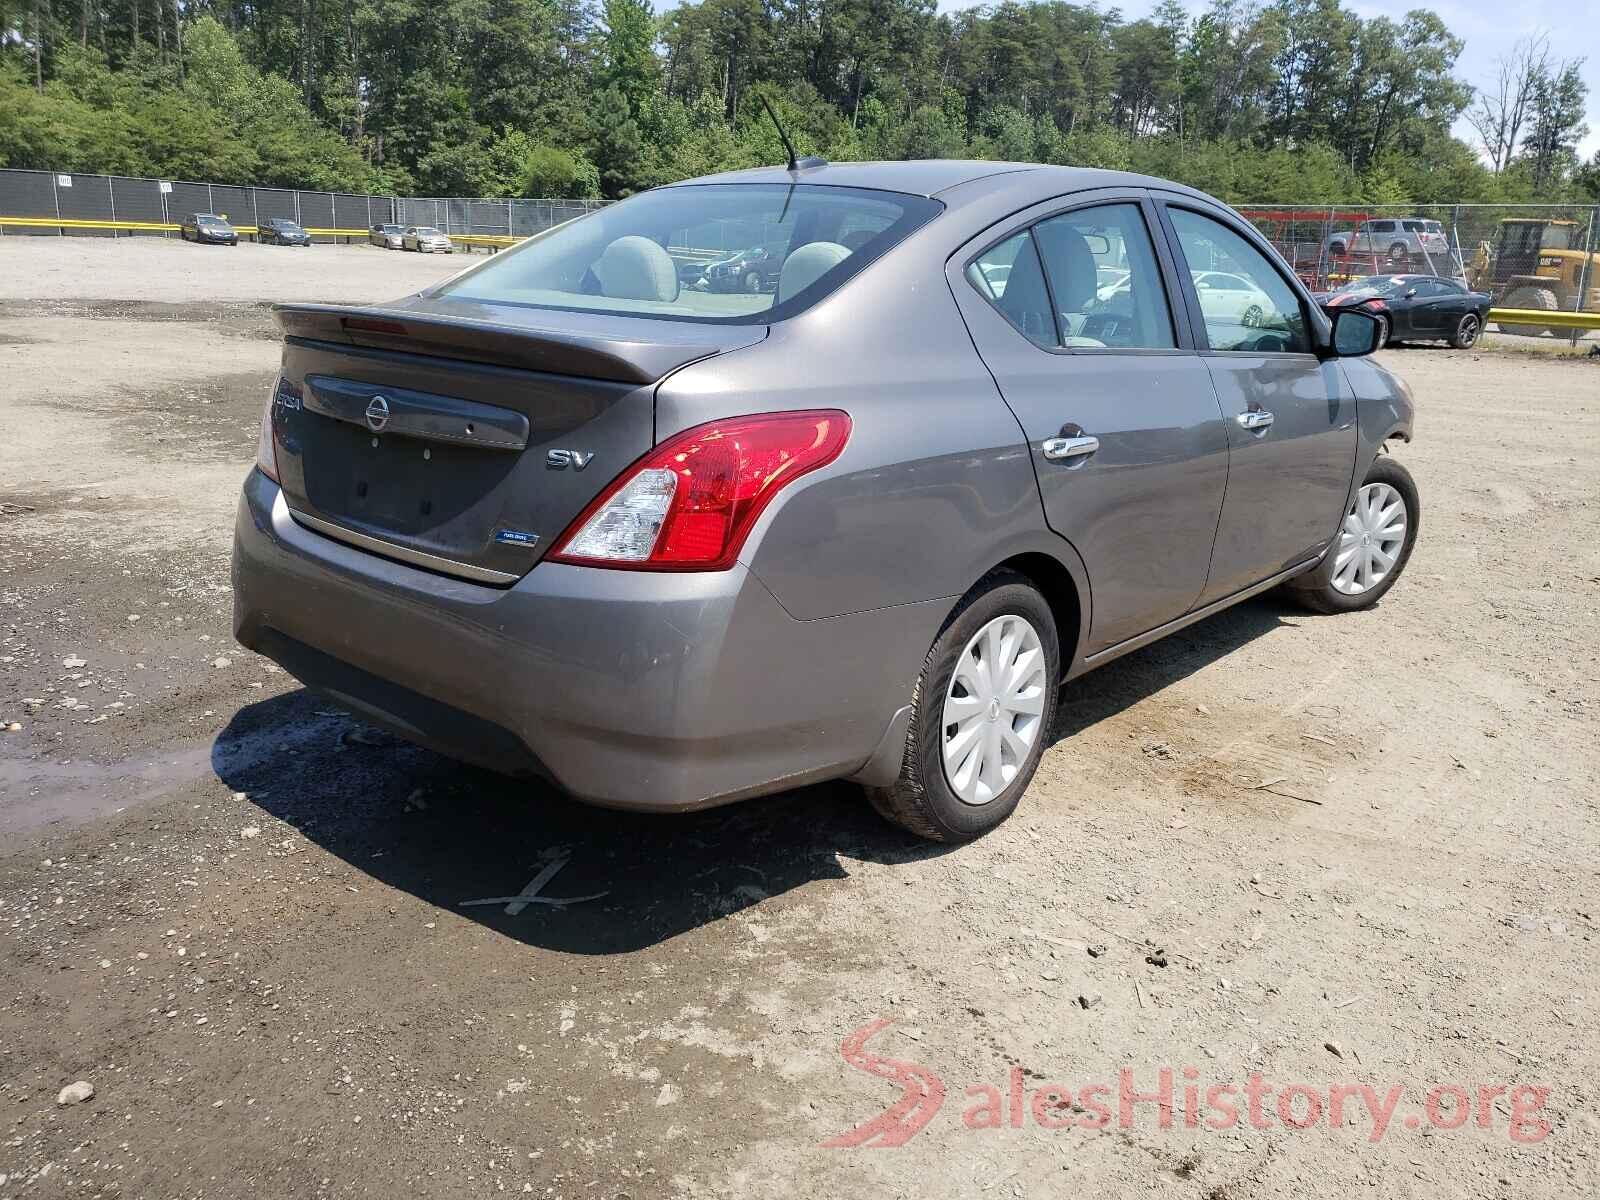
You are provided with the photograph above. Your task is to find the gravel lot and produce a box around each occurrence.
[0,237,468,304]
[1,242,1598,1199]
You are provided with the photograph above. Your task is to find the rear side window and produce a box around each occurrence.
[1168,209,1309,353]
[1370,221,1395,232]
[1033,204,1175,349]
[437,184,941,325]
[967,232,1055,348]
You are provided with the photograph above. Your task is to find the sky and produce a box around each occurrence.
[929,0,1600,161]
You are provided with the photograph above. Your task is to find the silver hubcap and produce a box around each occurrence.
[1332,482,1407,595]
[941,615,1047,806]
[1460,315,1479,345]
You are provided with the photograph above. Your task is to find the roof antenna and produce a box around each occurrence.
[758,94,827,173]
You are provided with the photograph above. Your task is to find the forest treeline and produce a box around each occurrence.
[1,0,1595,204]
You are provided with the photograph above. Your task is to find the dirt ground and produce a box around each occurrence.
[1,242,1598,1200]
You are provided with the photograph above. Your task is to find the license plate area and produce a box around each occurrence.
[301,420,518,542]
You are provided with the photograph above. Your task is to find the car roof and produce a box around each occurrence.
[672,160,1217,207]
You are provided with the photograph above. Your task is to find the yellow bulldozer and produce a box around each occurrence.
[1467,218,1600,337]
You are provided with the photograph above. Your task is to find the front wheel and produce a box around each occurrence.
[744,270,762,294]
[867,571,1059,842]
[1286,456,1419,614]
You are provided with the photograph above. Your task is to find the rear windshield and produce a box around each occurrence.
[435,184,942,324]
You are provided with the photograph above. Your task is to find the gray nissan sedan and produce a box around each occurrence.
[233,160,1416,841]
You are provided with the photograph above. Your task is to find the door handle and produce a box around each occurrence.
[1236,409,1275,432]
[1041,435,1100,461]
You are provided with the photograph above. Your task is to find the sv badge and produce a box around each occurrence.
[546,449,595,471]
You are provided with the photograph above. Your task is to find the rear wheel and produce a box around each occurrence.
[744,270,762,294]
[867,571,1059,842]
[1242,304,1264,328]
[1286,456,1419,615]
[1449,311,1481,349]
[1375,314,1391,347]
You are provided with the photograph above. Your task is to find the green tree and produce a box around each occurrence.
[589,83,648,196]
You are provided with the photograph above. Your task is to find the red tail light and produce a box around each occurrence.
[547,410,851,571]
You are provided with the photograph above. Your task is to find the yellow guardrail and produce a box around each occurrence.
[1488,307,1600,331]
[1,215,517,249]
[0,215,374,237]
[451,233,520,248]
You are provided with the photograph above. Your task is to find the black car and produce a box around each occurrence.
[178,213,238,245]
[260,218,312,246]
[1314,274,1490,349]
[701,241,786,293]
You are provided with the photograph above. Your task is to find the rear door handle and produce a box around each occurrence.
[1236,410,1274,432]
[1041,435,1100,461]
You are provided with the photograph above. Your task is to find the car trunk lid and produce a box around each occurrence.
[269,301,765,584]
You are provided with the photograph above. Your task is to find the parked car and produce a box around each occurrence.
[178,213,238,245]
[1326,218,1449,265]
[235,162,1416,843]
[370,223,405,249]
[701,241,785,293]
[1189,270,1277,327]
[402,226,454,253]
[260,218,312,247]
[1314,274,1490,349]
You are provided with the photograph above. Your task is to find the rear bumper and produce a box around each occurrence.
[231,471,933,811]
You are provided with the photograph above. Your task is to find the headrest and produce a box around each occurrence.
[592,236,678,302]
[1033,223,1098,310]
[778,241,850,303]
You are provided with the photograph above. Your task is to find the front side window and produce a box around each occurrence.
[1168,209,1309,353]
[437,184,940,324]
[1033,204,1176,349]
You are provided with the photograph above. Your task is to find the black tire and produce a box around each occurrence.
[1374,314,1391,347]
[1388,241,1408,263]
[1449,311,1482,349]
[1285,456,1419,615]
[1328,241,1347,257]
[744,270,762,294]
[866,570,1060,842]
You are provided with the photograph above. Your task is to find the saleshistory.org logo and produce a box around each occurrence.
[822,1020,1552,1148]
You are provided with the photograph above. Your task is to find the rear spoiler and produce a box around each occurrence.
[273,303,749,385]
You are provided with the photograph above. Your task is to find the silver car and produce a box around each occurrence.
[402,226,453,253]
[233,161,1417,841]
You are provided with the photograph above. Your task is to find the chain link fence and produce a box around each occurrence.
[394,197,610,237]
[5,171,1596,337]
[1239,203,1600,327]
[0,168,611,243]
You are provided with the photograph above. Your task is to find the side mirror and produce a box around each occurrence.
[1331,308,1383,357]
